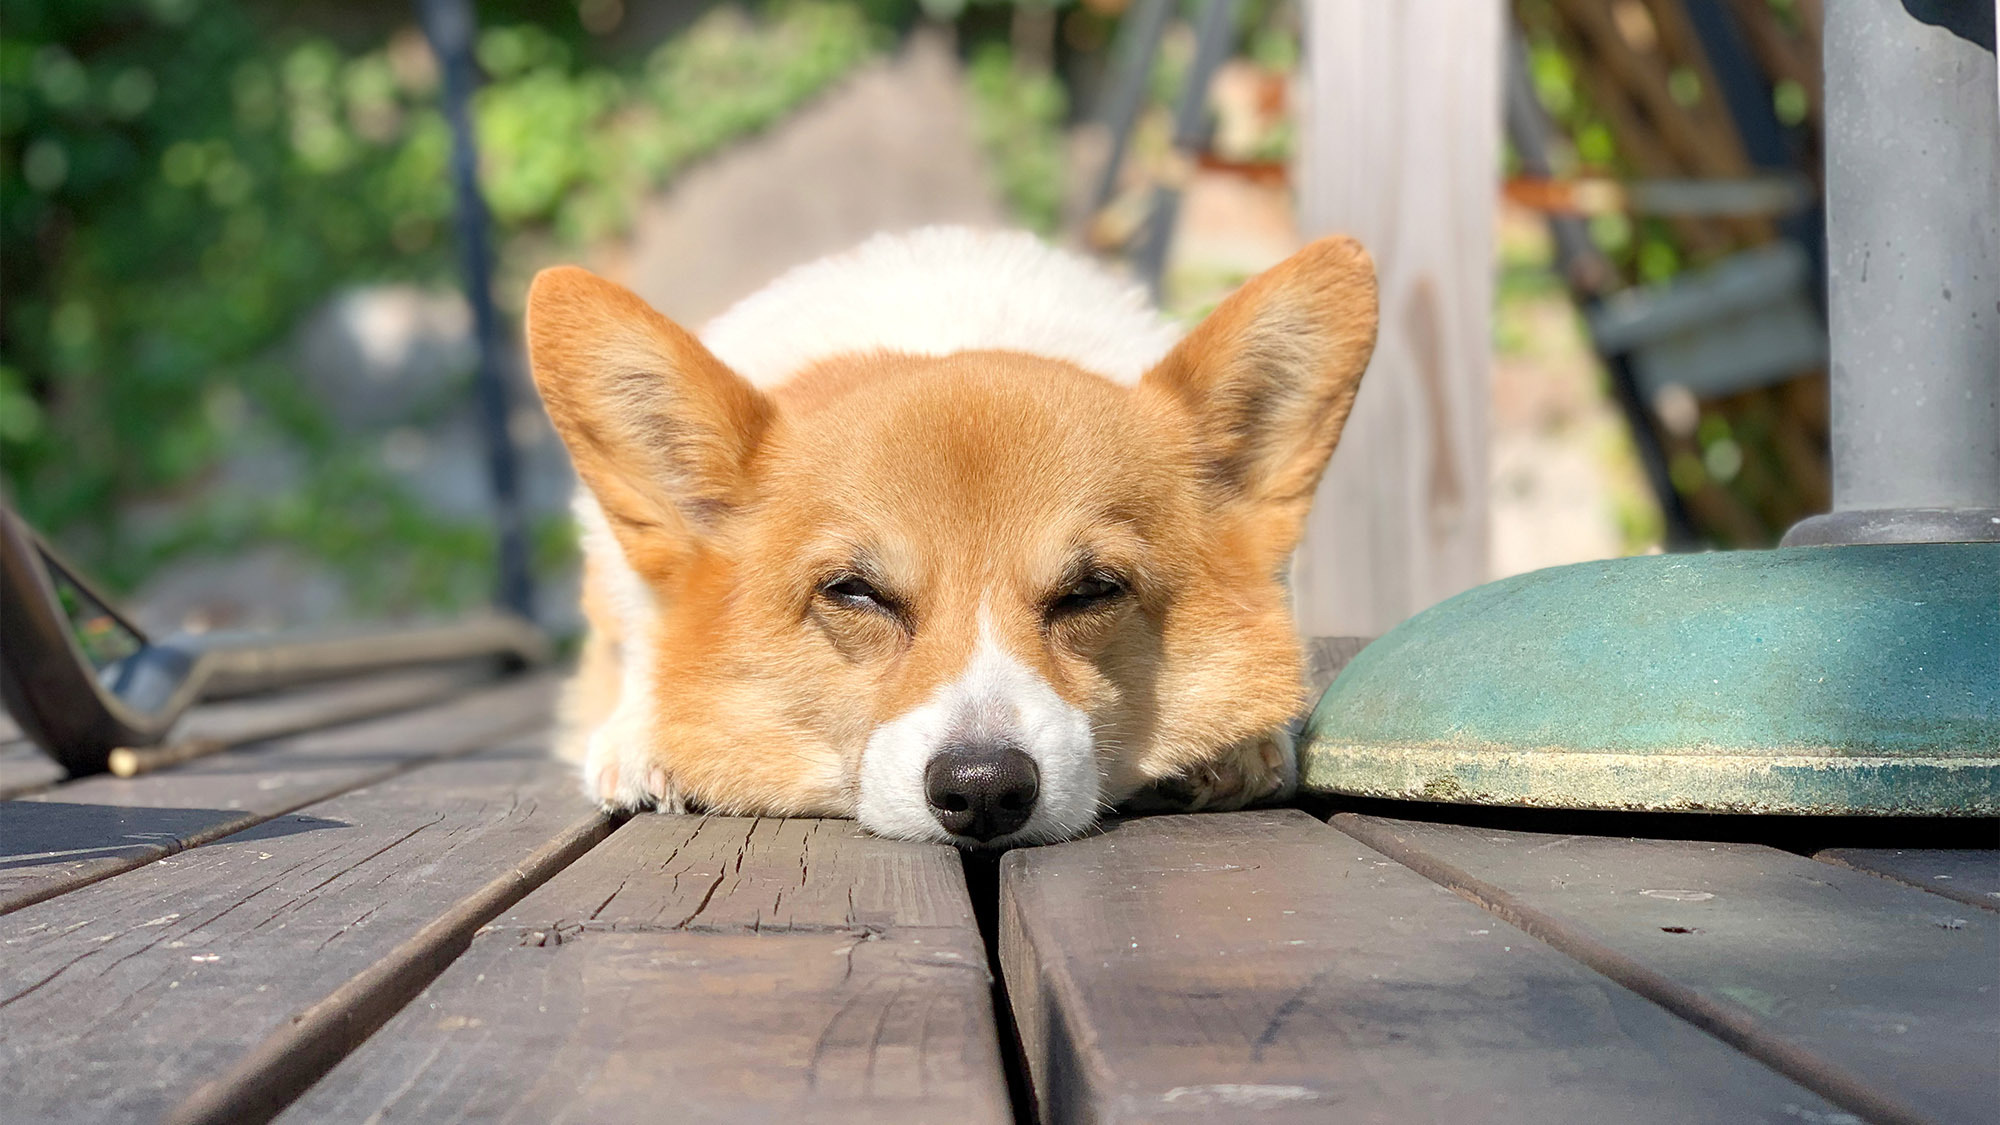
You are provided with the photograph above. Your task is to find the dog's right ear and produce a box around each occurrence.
[526,267,773,571]
[1138,236,1378,564]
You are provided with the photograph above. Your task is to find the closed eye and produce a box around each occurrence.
[820,574,893,614]
[1049,573,1127,616]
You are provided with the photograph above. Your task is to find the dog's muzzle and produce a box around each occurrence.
[924,740,1039,842]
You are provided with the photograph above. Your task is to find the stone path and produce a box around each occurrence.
[603,29,1005,328]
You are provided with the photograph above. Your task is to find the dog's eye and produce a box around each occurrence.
[1051,574,1126,615]
[821,575,887,611]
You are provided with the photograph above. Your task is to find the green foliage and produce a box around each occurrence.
[0,0,879,608]
[965,43,1067,235]
[1515,20,1683,285]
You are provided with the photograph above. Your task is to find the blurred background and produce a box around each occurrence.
[0,0,1831,639]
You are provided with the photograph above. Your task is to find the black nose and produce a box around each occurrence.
[924,743,1039,842]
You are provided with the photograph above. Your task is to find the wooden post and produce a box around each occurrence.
[1291,0,1500,636]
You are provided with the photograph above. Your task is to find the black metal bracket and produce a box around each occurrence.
[0,506,547,777]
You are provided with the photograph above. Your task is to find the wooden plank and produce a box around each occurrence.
[0,738,608,1125]
[1816,847,2000,913]
[0,739,65,801]
[280,814,1012,1125]
[472,813,979,937]
[0,664,500,800]
[152,661,504,762]
[176,662,502,744]
[1336,813,2000,1125]
[0,674,556,915]
[1293,0,1497,636]
[1303,635,1371,701]
[1000,809,1845,1122]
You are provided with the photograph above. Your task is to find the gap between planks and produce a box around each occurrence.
[275,814,1014,1125]
[166,807,618,1125]
[1332,812,1989,1125]
[0,733,613,1125]
[0,662,507,802]
[999,809,1848,1123]
[0,673,557,916]
[1814,846,2000,913]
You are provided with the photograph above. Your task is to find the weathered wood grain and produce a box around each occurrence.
[281,813,1011,1125]
[1000,809,1844,1123]
[116,662,506,778]
[1292,1,1497,636]
[468,812,976,939]
[175,660,503,745]
[0,738,65,800]
[1336,813,1999,1125]
[1816,846,2000,913]
[0,665,499,799]
[0,674,556,914]
[0,736,605,1125]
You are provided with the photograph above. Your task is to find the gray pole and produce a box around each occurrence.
[419,0,536,614]
[1783,0,2000,546]
[1132,0,1239,300]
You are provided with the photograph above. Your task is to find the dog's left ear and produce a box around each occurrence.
[1140,235,1378,546]
[525,267,774,574]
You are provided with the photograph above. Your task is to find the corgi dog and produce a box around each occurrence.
[527,227,1377,846]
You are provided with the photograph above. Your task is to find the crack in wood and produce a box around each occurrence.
[503,919,893,944]
[1250,966,1333,1062]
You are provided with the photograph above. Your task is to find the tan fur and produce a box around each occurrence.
[527,236,1378,829]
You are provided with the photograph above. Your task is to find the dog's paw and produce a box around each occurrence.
[1136,729,1297,813]
[581,716,684,813]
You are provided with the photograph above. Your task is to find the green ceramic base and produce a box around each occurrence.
[1299,544,1999,815]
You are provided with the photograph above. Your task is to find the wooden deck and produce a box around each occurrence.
[1,649,1993,1124]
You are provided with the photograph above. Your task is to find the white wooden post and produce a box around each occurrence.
[1290,0,1501,637]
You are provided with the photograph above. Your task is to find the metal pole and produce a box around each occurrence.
[1503,29,1702,550]
[419,0,537,615]
[1089,0,1173,218]
[1133,0,1240,299]
[1783,0,2000,546]
[1679,0,1826,311]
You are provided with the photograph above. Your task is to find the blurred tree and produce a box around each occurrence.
[0,0,877,607]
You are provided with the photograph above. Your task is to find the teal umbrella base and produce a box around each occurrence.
[1299,544,1999,816]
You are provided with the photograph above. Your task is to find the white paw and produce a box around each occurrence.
[580,713,683,813]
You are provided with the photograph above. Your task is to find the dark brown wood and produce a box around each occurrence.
[0,664,501,799]
[0,736,606,1125]
[1334,813,1999,1125]
[0,674,556,914]
[175,661,502,743]
[0,738,65,800]
[281,813,1012,1125]
[1001,809,1844,1123]
[1303,636,1371,702]
[1816,847,2000,913]
[106,737,228,778]
[478,812,978,937]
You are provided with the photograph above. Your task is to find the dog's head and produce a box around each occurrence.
[527,237,1377,845]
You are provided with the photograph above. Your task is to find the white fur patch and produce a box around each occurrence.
[700,227,1182,386]
[856,613,1099,844]
[572,493,680,811]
